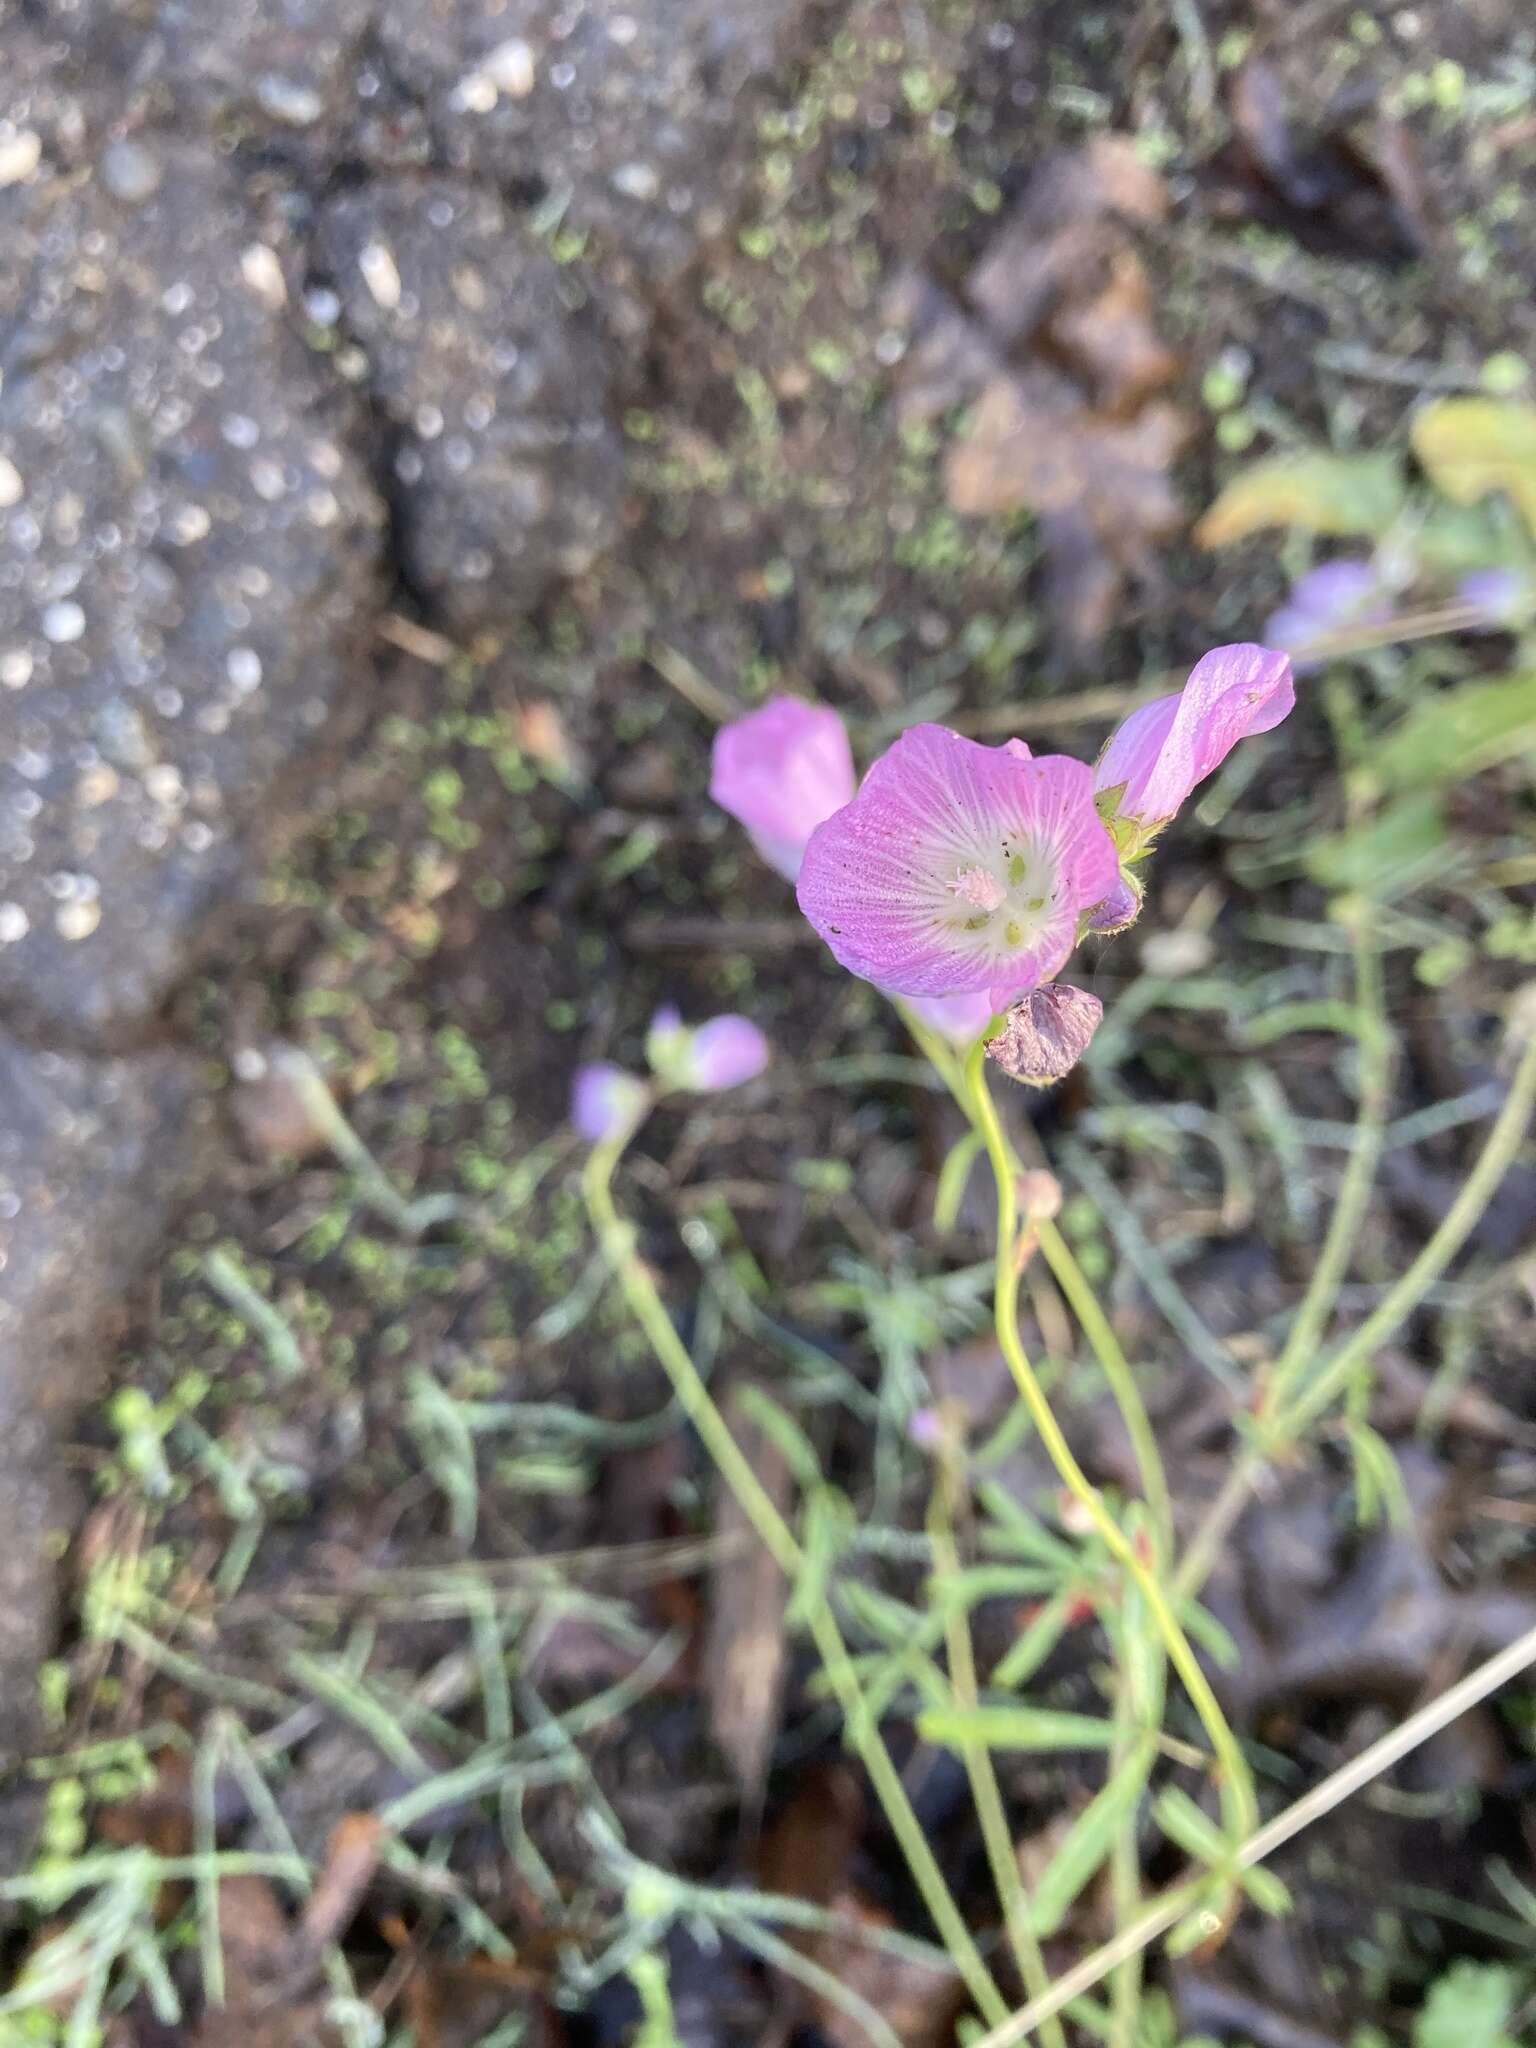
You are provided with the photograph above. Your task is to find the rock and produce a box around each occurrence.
[0,131,383,1041]
[0,1029,210,1759]
[315,176,622,633]
[38,0,374,145]
[373,0,816,288]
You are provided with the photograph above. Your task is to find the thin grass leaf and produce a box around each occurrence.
[735,1386,824,1491]
[1027,1738,1157,1938]
[991,1589,1076,1691]
[1153,1785,1231,1867]
[918,1705,1117,1753]
[933,1129,986,1234]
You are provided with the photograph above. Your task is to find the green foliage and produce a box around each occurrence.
[1412,1962,1523,2048]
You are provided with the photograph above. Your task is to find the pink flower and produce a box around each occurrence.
[796,724,1119,1011]
[646,1006,771,1092]
[1264,559,1391,673]
[571,1063,649,1143]
[985,985,1103,1087]
[1094,644,1295,833]
[710,697,856,880]
[906,988,998,1048]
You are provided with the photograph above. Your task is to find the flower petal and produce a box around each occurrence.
[797,724,1117,1000]
[1095,644,1294,826]
[710,697,856,880]
[985,984,1104,1087]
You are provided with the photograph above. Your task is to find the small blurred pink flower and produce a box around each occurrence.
[571,1063,649,1143]
[1263,559,1390,672]
[906,988,998,1047]
[1094,643,1295,834]
[710,696,856,880]
[647,1005,771,1092]
[1459,567,1535,628]
[985,984,1103,1088]
[797,724,1118,1011]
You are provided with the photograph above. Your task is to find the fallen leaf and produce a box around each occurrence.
[1048,249,1180,416]
[804,1890,964,2048]
[1410,399,1536,538]
[891,134,1185,663]
[1196,448,1407,546]
[703,1386,794,1802]
[298,1813,388,1950]
[1215,58,1429,261]
[947,371,1189,551]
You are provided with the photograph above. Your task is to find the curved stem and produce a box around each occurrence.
[1277,1024,1536,1443]
[1034,1218,1172,1565]
[901,1006,1172,1559]
[963,1042,1258,1850]
[581,1140,1009,2028]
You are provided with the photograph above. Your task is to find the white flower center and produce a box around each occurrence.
[945,844,1057,956]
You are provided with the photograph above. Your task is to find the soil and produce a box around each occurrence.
[5,1,1536,2043]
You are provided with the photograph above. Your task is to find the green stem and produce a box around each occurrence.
[581,1141,1009,2028]
[1177,1018,1536,1606]
[1034,1218,1172,1565]
[901,1005,1172,1560]
[963,1042,1258,1851]
[928,1444,1067,2048]
[1262,916,1392,1420]
[1276,1024,1536,1443]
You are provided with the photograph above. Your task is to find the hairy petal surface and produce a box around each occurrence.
[797,724,1116,1008]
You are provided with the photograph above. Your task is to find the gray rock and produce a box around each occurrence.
[0,131,384,1041]
[31,0,374,144]
[0,1030,209,1759]
[373,0,816,287]
[316,177,622,632]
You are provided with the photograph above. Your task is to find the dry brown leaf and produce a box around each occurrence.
[946,371,1189,550]
[298,1813,388,1951]
[805,1889,965,2048]
[704,1385,794,1800]
[1049,249,1181,416]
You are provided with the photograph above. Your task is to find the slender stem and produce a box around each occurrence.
[1277,1025,1536,1443]
[928,1443,1067,2048]
[963,1042,1258,1850]
[1177,1019,1536,1606]
[970,1616,1536,2048]
[902,1005,1173,1562]
[1262,902,1393,1418]
[1105,1586,1160,2048]
[1034,1219,1172,1564]
[581,1141,1009,2028]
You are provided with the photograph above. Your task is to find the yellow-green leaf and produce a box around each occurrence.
[1411,398,1536,536]
[1197,449,1407,546]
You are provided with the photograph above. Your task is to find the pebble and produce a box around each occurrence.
[0,131,42,189]
[240,244,288,311]
[358,240,403,311]
[0,456,22,508]
[0,905,29,944]
[42,601,86,644]
[256,75,324,126]
[482,38,537,98]
[55,899,102,943]
[99,140,163,205]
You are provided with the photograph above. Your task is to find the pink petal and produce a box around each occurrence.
[687,1015,771,1091]
[1095,644,1295,826]
[710,697,856,881]
[796,724,1117,1001]
[907,988,998,1047]
[571,1063,648,1142]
